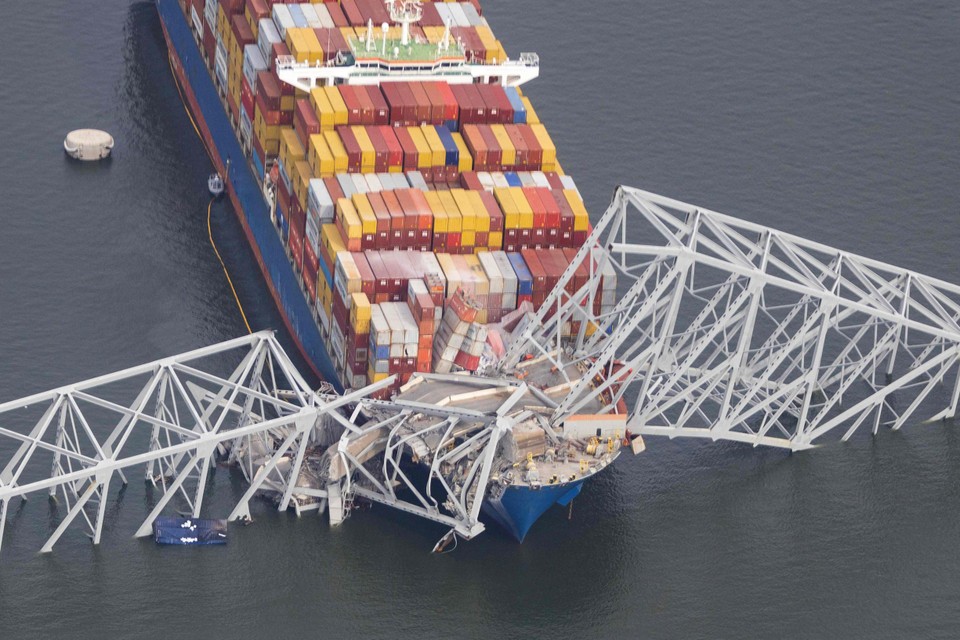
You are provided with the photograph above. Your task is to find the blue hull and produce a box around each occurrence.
[483,480,585,542]
[156,0,342,391]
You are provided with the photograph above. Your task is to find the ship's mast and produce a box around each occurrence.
[385,0,423,46]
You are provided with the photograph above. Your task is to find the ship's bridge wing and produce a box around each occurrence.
[501,186,960,450]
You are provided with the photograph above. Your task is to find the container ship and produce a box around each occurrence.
[156,0,625,542]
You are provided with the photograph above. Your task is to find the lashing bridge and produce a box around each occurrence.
[1,186,959,556]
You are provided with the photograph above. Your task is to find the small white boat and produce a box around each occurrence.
[208,172,224,197]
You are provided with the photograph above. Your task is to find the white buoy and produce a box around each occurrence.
[64,129,114,161]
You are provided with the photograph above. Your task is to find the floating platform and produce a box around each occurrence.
[63,129,114,160]
[153,517,228,546]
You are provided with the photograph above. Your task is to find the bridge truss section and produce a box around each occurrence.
[0,331,385,556]
[502,186,960,450]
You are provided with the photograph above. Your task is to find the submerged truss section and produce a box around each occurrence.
[503,186,960,450]
[0,331,386,555]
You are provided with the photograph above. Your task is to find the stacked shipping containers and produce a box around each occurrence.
[184,0,614,391]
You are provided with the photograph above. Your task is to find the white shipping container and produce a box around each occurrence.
[191,5,204,38]
[405,171,428,191]
[434,3,454,27]
[271,4,294,40]
[215,39,229,89]
[364,173,383,193]
[477,172,495,192]
[308,178,335,221]
[300,3,321,27]
[204,0,218,30]
[518,172,536,187]
[350,173,369,195]
[288,4,307,28]
[460,2,483,27]
[337,174,357,199]
[491,251,518,295]
[448,3,470,27]
[314,4,334,29]
[491,172,510,189]
[258,18,281,63]
[531,171,551,189]
[242,45,267,96]
[478,252,504,295]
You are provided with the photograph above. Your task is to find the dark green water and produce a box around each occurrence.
[0,1,958,637]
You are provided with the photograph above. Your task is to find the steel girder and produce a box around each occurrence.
[0,331,387,555]
[503,186,960,450]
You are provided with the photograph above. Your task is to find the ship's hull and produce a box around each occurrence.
[155,0,591,541]
[156,0,341,390]
[483,479,585,542]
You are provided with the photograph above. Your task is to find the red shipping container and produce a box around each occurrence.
[203,25,217,63]
[355,86,376,126]
[538,187,561,229]
[256,70,281,111]
[408,188,433,230]
[461,125,488,170]
[339,86,363,125]
[506,125,530,169]
[304,240,320,281]
[381,190,405,233]
[289,220,305,273]
[304,259,318,302]
[381,83,405,125]
[450,84,482,124]
[408,82,431,124]
[376,125,403,169]
[294,98,321,150]
[544,171,564,190]
[367,192,391,242]
[478,125,502,168]
[352,252,376,298]
[323,176,345,204]
[518,125,544,169]
[474,84,501,124]
[421,82,445,125]
[227,91,240,127]
[434,82,459,122]
[478,191,504,232]
[336,125,363,172]
[365,86,390,125]
[240,76,255,124]
[324,2,348,27]
[419,1,443,26]
[460,171,483,191]
[365,125,389,173]
[340,0,364,26]
[523,187,547,229]
[394,127,419,171]
[231,14,255,47]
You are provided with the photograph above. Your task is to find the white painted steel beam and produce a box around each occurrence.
[504,186,960,451]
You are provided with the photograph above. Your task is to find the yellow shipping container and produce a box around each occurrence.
[309,134,335,177]
[310,87,336,130]
[563,189,590,231]
[521,97,540,125]
[425,192,447,232]
[494,187,519,229]
[451,190,476,232]
[350,292,372,334]
[529,124,557,171]
[301,28,325,65]
[323,130,349,174]
[323,86,349,126]
[510,187,534,228]
[295,160,313,211]
[490,125,516,167]
[351,193,377,235]
[488,231,504,249]
[321,222,346,258]
[407,127,433,169]
[337,198,362,240]
[279,128,305,172]
[451,132,473,172]
[420,125,446,167]
[437,191,462,233]
[280,94,296,112]
[467,191,490,232]
[351,126,376,171]
[462,231,476,248]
